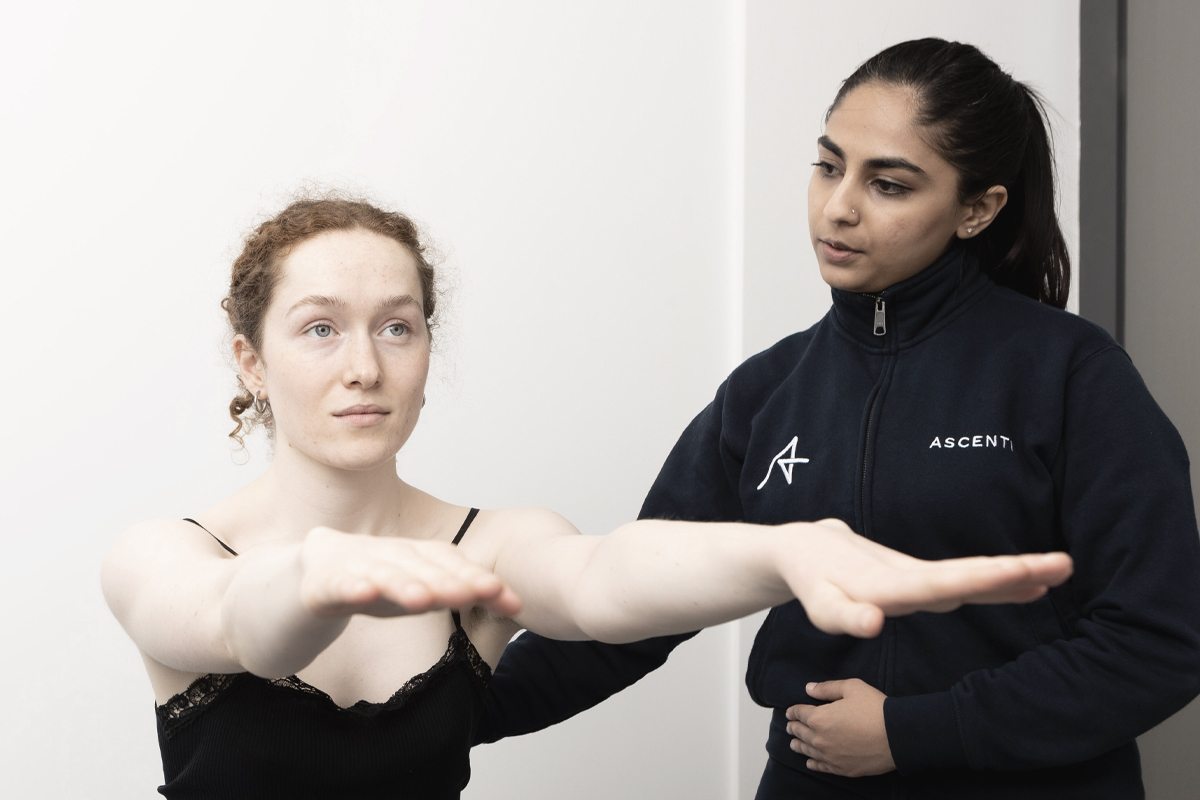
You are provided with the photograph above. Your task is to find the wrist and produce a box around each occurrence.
[763,523,817,598]
[222,542,348,677]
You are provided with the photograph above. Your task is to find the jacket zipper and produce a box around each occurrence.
[861,291,886,525]
[863,291,895,699]
[861,393,878,525]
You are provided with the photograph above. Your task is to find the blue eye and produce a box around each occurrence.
[308,324,332,338]
[385,323,408,337]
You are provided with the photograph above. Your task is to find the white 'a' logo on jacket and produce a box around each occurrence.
[757,435,809,490]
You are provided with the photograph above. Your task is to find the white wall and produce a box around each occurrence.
[0,3,1079,798]
[0,2,742,798]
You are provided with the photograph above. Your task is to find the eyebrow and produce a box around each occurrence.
[817,135,926,175]
[286,294,422,316]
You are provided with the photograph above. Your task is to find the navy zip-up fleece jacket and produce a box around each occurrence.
[476,246,1200,798]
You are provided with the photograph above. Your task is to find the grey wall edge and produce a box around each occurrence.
[1078,0,1126,343]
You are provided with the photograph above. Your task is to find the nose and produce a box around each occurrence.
[342,333,382,390]
[824,177,862,227]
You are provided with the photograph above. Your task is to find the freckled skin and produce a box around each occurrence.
[808,83,1006,294]
[245,230,430,473]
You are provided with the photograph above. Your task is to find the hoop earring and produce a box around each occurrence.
[253,392,268,414]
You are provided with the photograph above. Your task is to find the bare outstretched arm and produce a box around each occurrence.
[484,511,1072,642]
[103,512,1069,682]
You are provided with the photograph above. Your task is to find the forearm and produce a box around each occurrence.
[564,521,795,643]
[475,631,696,744]
[885,614,1200,773]
[220,542,350,678]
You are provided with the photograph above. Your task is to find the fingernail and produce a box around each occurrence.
[806,682,816,691]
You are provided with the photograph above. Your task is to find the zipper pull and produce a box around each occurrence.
[873,297,886,336]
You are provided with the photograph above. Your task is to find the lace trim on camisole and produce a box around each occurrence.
[157,672,240,722]
[157,625,492,729]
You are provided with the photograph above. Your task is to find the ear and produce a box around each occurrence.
[233,334,267,399]
[958,185,1008,239]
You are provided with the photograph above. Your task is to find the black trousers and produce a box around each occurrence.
[753,751,1145,800]
[754,757,884,800]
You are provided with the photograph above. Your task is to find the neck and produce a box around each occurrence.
[244,441,413,544]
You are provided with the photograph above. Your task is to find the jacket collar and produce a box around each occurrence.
[829,243,990,350]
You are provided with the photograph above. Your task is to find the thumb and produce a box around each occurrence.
[801,580,885,637]
[806,680,848,702]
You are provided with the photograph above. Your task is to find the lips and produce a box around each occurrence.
[333,404,390,427]
[333,404,388,417]
[819,238,863,264]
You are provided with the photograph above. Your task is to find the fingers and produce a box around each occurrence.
[786,703,817,726]
[314,572,383,611]
[368,547,513,614]
[790,734,821,758]
[800,579,886,638]
[415,543,508,603]
[785,711,836,774]
[484,586,523,617]
[1014,552,1074,586]
[413,548,523,617]
[302,534,521,618]
[363,559,443,611]
[965,584,1048,605]
[805,680,848,702]
[934,553,1072,592]
[304,558,433,616]
[856,552,1073,617]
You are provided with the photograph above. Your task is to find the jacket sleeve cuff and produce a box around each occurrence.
[883,692,970,774]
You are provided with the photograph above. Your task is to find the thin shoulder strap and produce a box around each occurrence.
[449,508,480,629]
[183,518,239,557]
[451,508,480,546]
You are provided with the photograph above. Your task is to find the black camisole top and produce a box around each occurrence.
[156,510,490,800]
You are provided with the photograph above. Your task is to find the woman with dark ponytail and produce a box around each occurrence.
[479,38,1200,798]
[830,38,1072,307]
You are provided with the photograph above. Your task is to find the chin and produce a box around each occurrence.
[817,261,875,293]
[323,448,400,472]
[307,433,407,472]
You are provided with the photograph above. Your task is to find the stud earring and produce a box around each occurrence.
[966,227,975,235]
[253,392,268,414]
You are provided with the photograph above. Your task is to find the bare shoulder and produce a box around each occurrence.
[474,507,581,536]
[449,507,579,581]
[462,507,578,552]
[101,519,234,616]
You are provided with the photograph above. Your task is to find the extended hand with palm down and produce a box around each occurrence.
[295,517,1071,642]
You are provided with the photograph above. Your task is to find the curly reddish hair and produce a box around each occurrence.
[223,196,438,445]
